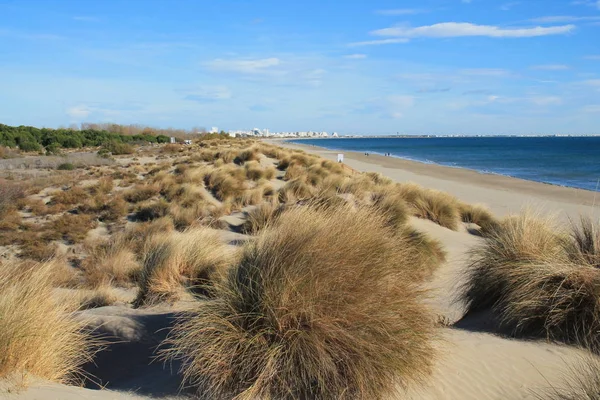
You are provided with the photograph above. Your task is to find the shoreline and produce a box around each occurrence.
[286,139,598,193]
[269,139,598,218]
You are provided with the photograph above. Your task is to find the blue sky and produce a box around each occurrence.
[0,0,599,135]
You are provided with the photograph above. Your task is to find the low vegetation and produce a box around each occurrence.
[162,204,436,399]
[462,212,600,351]
[0,260,97,387]
[134,227,238,307]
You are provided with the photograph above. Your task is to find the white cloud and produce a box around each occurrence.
[66,105,91,120]
[530,96,563,106]
[460,68,511,77]
[388,95,415,108]
[500,2,520,11]
[530,15,600,23]
[370,22,575,38]
[344,54,367,59]
[73,16,100,22]
[584,55,600,60]
[583,79,600,88]
[583,104,600,113]
[205,58,281,74]
[530,64,570,70]
[348,38,410,47]
[184,85,232,101]
[375,9,423,15]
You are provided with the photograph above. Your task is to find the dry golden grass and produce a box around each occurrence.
[51,186,88,206]
[371,188,410,230]
[240,202,283,235]
[76,285,119,310]
[46,213,98,243]
[0,260,97,387]
[283,163,306,181]
[87,177,114,195]
[123,184,160,203]
[411,189,461,230]
[462,212,600,351]
[398,226,447,280]
[162,204,436,399]
[82,239,141,288]
[134,199,170,222]
[459,203,499,234]
[134,227,238,307]
[118,216,175,256]
[278,178,314,203]
[0,180,26,217]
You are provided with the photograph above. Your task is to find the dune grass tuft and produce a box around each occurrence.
[134,227,238,307]
[461,212,600,351]
[459,203,499,234]
[162,204,436,399]
[0,260,97,387]
[411,189,461,230]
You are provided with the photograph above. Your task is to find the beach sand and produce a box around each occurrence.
[6,140,598,400]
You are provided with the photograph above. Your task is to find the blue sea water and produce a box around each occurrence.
[290,137,600,192]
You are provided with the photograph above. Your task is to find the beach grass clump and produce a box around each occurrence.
[133,199,170,222]
[283,163,307,181]
[47,213,98,243]
[240,201,283,234]
[161,204,436,399]
[461,213,600,351]
[82,239,141,288]
[278,178,314,203]
[371,189,411,230]
[0,260,97,387]
[459,203,499,234]
[134,227,238,307]
[51,186,88,206]
[411,189,461,230]
[398,226,447,280]
[123,184,160,203]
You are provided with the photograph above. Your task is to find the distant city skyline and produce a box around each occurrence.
[1,0,599,135]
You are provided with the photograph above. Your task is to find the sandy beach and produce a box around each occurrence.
[274,139,598,220]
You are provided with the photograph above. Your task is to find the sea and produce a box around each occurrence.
[289,137,600,192]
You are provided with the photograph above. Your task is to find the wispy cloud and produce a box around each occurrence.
[582,79,600,89]
[344,53,367,59]
[205,58,281,74]
[584,55,600,60]
[530,64,570,70]
[348,38,410,47]
[183,86,232,102]
[530,15,600,23]
[530,96,563,106]
[460,68,511,77]
[66,105,92,120]
[370,22,575,38]
[583,104,600,113]
[417,87,451,93]
[500,2,520,11]
[73,16,100,22]
[0,29,63,41]
[375,9,425,16]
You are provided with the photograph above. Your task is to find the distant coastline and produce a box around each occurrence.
[288,136,600,192]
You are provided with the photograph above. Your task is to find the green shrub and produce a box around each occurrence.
[57,163,75,171]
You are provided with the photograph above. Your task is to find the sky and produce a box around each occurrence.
[0,0,599,135]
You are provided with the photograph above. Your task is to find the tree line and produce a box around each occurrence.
[0,123,183,152]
